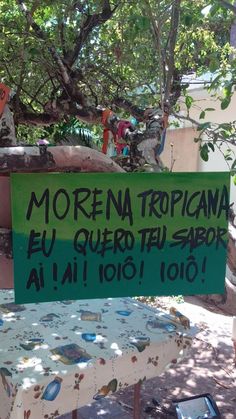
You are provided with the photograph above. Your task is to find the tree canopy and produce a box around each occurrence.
[0,0,234,132]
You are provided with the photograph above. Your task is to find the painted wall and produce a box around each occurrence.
[161,85,236,209]
[162,127,199,172]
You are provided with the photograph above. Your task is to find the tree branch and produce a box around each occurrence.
[58,20,67,57]
[87,63,123,88]
[16,0,86,106]
[16,111,61,126]
[164,0,181,103]
[144,0,166,107]
[17,0,69,83]
[29,77,51,107]
[3,58,46,110]
[172,112,236,146]
[65,0,119,66]
[113,97,145,121]
[219,0,236,14]
[15,35,28,113]
[11,96,103,126]
[72,1,87,12]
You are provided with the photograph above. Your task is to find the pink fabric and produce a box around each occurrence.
[116,143,126,154]
[117,121,133,139]
[37,139,49,145]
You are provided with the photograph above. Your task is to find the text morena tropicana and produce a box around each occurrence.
[26,186,229,225]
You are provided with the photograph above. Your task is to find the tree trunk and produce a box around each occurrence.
[0,105,17,146]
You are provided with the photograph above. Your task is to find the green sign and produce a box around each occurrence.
[11,172,230,304]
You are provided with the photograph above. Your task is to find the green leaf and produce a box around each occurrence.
[221,97,231,110]
[208,142,215,152]
[205,108,215,111]
[231,159,236,170]
[199,111,205,119]
[210,74,222,89]
[223,84,232,98]
[209,4,220,16]
[197,122,211,131]
[234,175,236,186]
[209,57,220,73]
[184,15,192,26]
[218,123,231,130]
[200,144,209,161]
[220,129,231,139]
[185,95,193,110]
[28,47,39,56]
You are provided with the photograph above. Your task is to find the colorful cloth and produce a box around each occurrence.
[116,120,134,154]
[101,109,117,155]
[0,290,194,418]
[156,128,167,156]
[117,121,133,140]
[0,83,10,117]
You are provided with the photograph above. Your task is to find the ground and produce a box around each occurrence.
[62,297,236,419]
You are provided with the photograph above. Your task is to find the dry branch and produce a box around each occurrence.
[65,0,118,66]
[17,0,85,106]
[164,0,181,103]
[113,97,145,121]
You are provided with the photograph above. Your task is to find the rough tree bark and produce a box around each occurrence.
[0,105,17,146]
[0,146,124,173]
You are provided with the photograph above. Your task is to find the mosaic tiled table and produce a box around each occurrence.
[0,290,194,419]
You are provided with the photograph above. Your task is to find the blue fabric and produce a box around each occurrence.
[156,129,166,156]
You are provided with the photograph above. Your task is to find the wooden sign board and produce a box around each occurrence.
[11,172,230,304]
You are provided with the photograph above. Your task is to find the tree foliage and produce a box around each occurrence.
[0,0,235,147]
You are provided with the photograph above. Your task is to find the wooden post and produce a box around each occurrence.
[133,382,141,419]
[72,409,78,419]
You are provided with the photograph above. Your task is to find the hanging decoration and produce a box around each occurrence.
[156,104,169,156]
[0,83,10,117]
[99,99,169,171]
[101,108,117,155]
[0,83,16,146]
[101,108,136,157]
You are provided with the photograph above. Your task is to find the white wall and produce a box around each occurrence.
[177,85,236,209]
[198,137,236,209]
